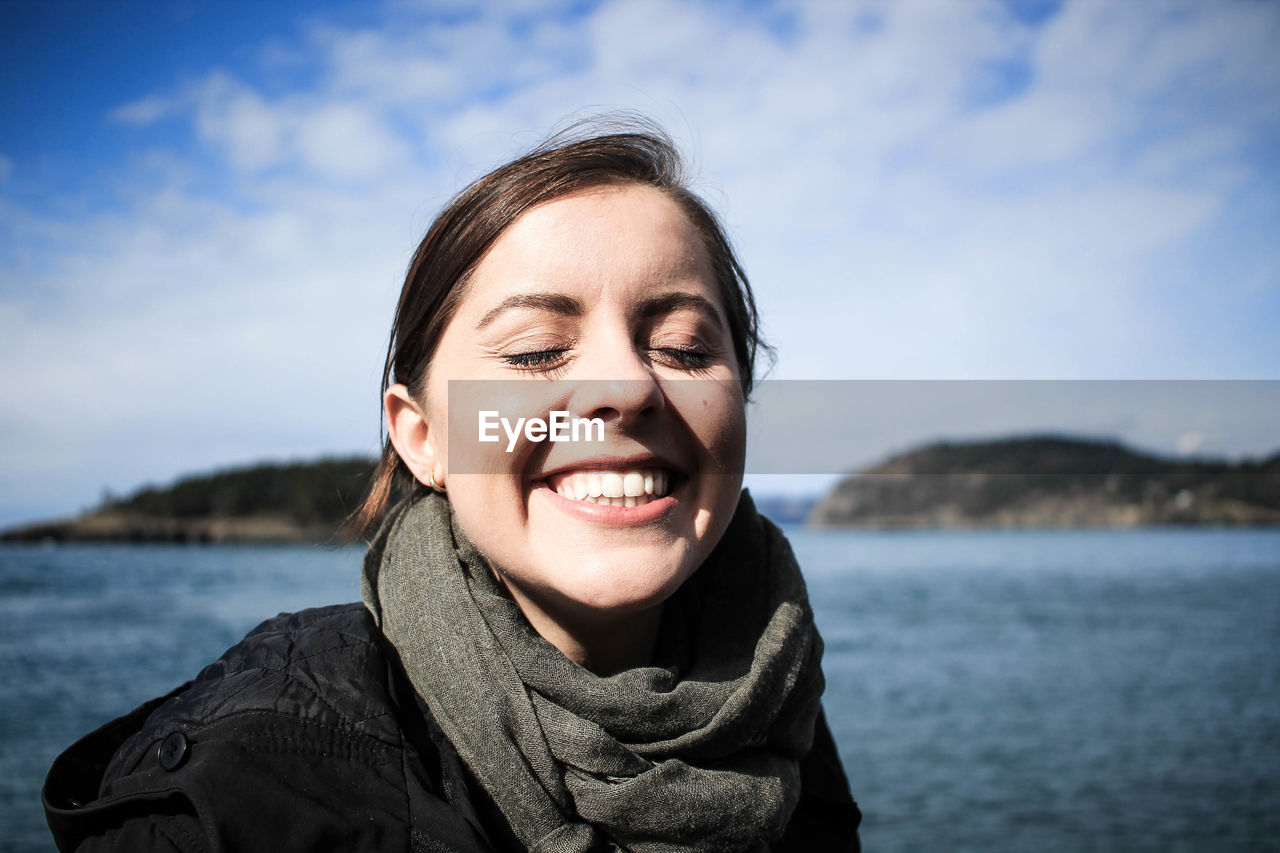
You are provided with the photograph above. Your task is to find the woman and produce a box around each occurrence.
[44,122,860,851]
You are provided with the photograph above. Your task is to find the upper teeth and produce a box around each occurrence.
[549,468,671,506]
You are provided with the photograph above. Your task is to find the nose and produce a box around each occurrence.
[565,338,665,430]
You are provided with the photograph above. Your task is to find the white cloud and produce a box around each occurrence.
[178,70,412,180]
[191,72,288,170]
[109,94,176,125]
[294,102,411,179]
[317,25,462,102]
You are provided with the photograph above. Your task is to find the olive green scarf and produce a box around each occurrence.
[361,490,824,852]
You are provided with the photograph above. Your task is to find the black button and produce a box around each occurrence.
[157,732,189,771]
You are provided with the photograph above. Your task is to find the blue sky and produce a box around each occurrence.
[2,0,1278,524]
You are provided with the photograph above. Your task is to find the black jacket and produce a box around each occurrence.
[44,604,861,851]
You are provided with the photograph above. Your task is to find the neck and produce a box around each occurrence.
[495,576,663,675]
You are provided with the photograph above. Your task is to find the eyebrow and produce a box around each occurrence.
[637,292,726,329]
[474,290,726,331]
[476,293,583,330]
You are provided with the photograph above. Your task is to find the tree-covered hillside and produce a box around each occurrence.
[104,457,378,525]
[2,457,378,543]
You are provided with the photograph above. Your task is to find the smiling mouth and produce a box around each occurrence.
[544,467,675,507]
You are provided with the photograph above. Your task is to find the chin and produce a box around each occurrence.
[555,554,696,617]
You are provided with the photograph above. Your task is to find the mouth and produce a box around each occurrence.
[544,467,675,508]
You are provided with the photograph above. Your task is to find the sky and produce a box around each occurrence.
[1,0,1278,525]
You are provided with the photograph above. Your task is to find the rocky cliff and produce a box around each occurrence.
[808,436,1280,528]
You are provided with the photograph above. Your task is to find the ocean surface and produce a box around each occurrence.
[2,528,1277,851]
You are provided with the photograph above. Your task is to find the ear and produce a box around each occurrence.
[385,383,444,489]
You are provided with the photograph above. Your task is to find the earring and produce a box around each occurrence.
[425,470,444,492]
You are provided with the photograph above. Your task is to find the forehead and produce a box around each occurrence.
[461,183,718,308]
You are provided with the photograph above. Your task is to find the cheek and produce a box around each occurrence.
[670,382,747,474]
[446,474,532,560]
[681,385,747,543]
[710,403,747,474]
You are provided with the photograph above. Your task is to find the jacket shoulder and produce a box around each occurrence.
[44,603,492,853]
[91,603,403,787]
[152,603,398,735]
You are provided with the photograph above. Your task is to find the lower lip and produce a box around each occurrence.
[532,480,682,525]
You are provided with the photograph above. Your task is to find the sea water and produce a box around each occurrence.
[2,528,1277,851]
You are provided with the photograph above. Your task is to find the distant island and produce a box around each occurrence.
[1,457,377,544]
[4,437,1278,543]
[809,436,1280,528]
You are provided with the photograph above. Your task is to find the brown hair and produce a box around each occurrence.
[351,118,770,538]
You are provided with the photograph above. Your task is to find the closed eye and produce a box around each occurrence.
[502,349,570,372]
[650,347,713,370]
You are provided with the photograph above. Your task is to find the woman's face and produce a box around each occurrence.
[420,183,746,625]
